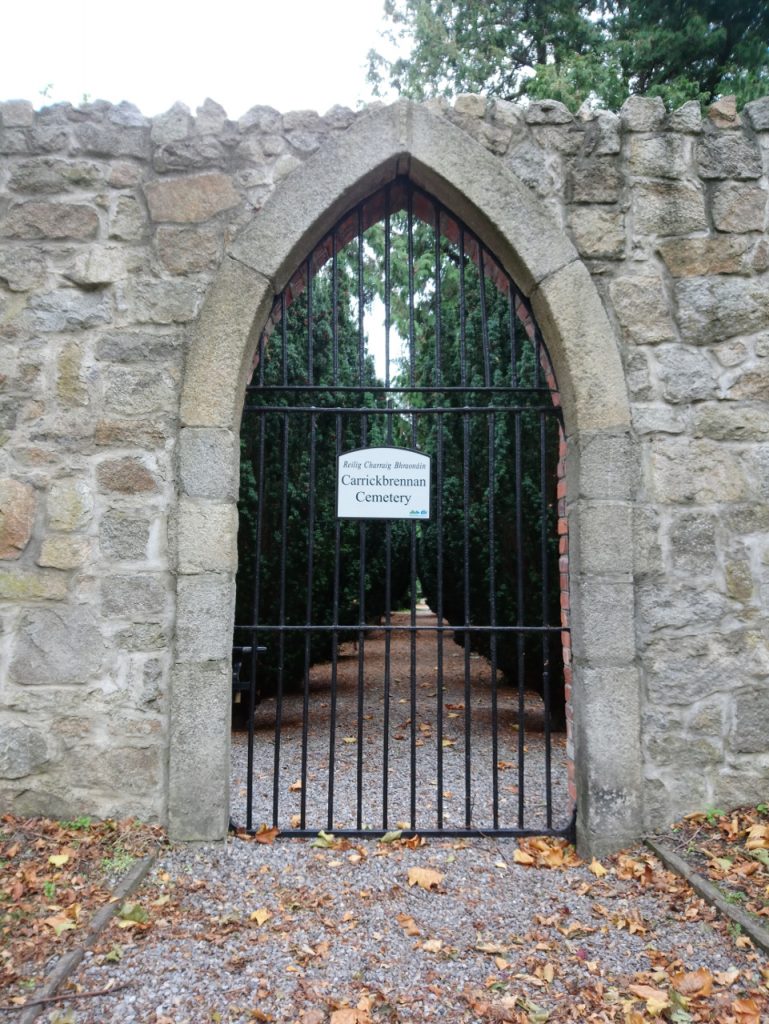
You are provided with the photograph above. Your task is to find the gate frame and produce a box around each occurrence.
[170,100,640,857]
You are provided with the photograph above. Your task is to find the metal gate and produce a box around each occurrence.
[233,178,572,839]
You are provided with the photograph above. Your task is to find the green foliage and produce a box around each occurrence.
[369,0,769,110]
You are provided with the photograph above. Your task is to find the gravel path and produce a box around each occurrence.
[36,838,768,1023]
[231,610,571,835]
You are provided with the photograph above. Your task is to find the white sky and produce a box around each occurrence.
[1,0,398,118]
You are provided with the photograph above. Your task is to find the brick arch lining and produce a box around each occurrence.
[171,100,639,857]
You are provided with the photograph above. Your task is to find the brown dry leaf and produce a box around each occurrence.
[732,997,761,1024]
[396,912,420,936]
[588,858,607,877]
[48,853,70,868]
[627,983,670,1015]
[475,941,509,955]
[422,938,443,953]
[713,968,740,987]
[250,908,272,926]
[407,867,444,891]
[43,912,77,937]
[745,824,769,850]
[254,826,279,845]
[672,968,713,998]
[288,780,302,792]
[513,848,535,865]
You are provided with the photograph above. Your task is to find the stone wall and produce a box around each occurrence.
[0,91,767,844]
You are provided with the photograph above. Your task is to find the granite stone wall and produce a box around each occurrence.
[0,91,767,847]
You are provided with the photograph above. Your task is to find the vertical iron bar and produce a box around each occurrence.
[478,249,491,387]
[489,411,499,829]
[307,256,314,385]
[514,409,526,828]
[508,286,518,388]
[328,412,342,830]
[382,187,392,826]
[332,232,339,385]
[272,411,290,828]
[246,405,267,833]
[356,217,367,829]
[434,204,444,829]
[281,291,288,386]
[300,412,317,829]
[407,186,418,829]
[459,228,472,827]
[540,411,553,828]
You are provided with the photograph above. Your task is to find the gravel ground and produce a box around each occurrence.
[33,837,768,1023]
[231,610,571,835]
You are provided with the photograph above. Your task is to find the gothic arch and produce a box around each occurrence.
[171,100,640,856]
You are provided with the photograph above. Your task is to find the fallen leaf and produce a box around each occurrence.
[48,854,70,868]
[713,968,740,987]
[513,848,535,865]
[250,908,272,926]
[628,983,670,1015]
[588,858,607,877]
[288,779,302,792]
[407,867,444,891]
[396,912,420,936]
[44,912,76,936]
[117,902,148,925]
[311,830,336,849]
[422,938,443,953]
[672,968,713,998]
[733,997,761,1024]
[254,826,279,845]
[379,830,403,844]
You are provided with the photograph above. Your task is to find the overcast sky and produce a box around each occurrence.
[1,0,398,118]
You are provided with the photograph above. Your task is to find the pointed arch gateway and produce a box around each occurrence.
[172,101,641,857]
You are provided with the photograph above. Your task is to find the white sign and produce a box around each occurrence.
[337,447,431,520]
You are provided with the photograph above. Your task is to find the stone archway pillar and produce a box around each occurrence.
[171,101,641,855]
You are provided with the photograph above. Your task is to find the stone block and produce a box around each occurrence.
[103,367,178,416]
[151,102,192,144]
[196,98,229,133]
[567,431,635,501]
[66,246,133,287]
[115,622,169,652]
[649,438,748,503]
[0,720,50,778]
[646,731,722,769]
[568,207,624,259]
[154,136,229,173]
[132,279,203,324]
[37,535,90,569]
[655,346,718,403]
[1,201,99,240]
[143,172,240,223]
[96,458,158,494]
[175,574,234,662]
[94,420,169,449]
[744,96,769,132]
[9,604,106,685]
[632,504,663,576]
[608,276,676,345]
[711,181,767,233]
[48,479,93,531]
[707,96,740,128]
[2,551,75,611]
[525,100,573,125]
[725,559,753,601]
[179,427,239,500]
[506,140,553,196]
[168,659,231,840]
[0,247,47,291]
[101,573,168,618]
[99,511,152,560]
[571,577,635,665]
[108,195,147,241]
[95,331,181,364]
[0,99,34,127]
[668,512,717,574]
[730,689,769,752]
[587,110,621,155]
[238,105,282,133]
[626,135,688,178]
[8,157,105,194]
[174,499,238,573]
[27,289,112,333]
[657,236,752,277]
[570,500,633,576]
[0,479,36,559]
[675,275,769,345]
[727,365,769,401]
[57,341,87,406]
[155,225,221,274]
[568,158,621,204]
[692,403,769,441]
[668,101,702,133]
[74,122,150,158]
[644,630,769,705]
[109,101,149,128]
[631,180,707,236]
[620,96,665,131]
[697,133,763,179]
[631,405,686,435]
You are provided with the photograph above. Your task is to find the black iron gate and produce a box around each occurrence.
[233,179,573,839]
